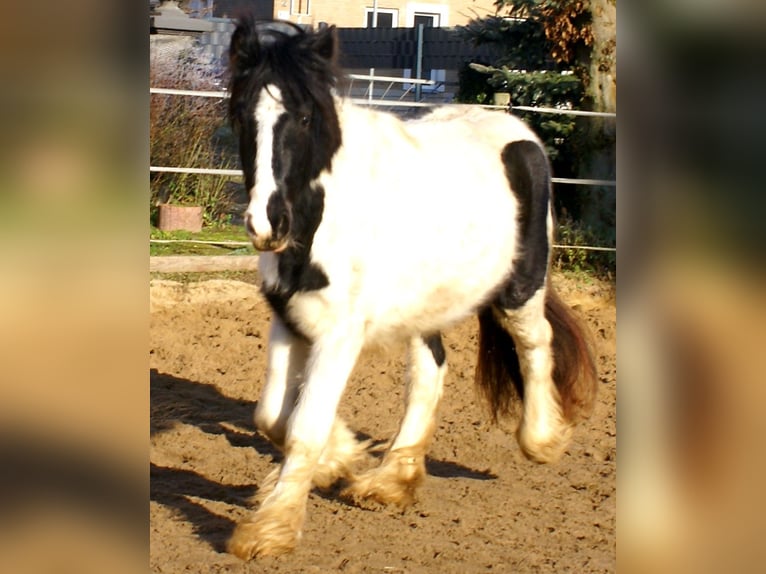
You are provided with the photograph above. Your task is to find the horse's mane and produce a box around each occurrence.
[228,17,342,131]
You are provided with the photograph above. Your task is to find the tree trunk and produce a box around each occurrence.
[588,0,617,114]
[575,0,616,239]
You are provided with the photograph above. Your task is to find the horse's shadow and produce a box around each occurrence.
[150,369,274,551]
[150,368,280,458]
[360,437,497,481]
[426,459,497,480]
[150,369,496,550]
[150,463,252,552]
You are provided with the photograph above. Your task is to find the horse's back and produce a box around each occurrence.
[406,106,542,150]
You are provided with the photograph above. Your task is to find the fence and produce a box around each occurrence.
[335,26,504,70]
[150,75,616,270]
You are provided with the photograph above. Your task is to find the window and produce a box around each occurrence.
[290,0,310,16]
[405,4,448,27]
[413,13,439,28]
[365,8,398,28]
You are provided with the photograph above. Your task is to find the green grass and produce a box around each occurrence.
[150,270,260,283]
[149,224,256,257]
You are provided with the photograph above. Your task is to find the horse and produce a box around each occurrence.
[225,18,598,560]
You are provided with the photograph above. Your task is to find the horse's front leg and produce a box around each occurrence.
[254,317,309,448]
[228,326,364,559]
[243,317,309,504]
[344,333,446,508]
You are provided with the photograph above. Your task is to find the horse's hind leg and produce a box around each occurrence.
[479,140,578,462]
[493,288,572,463]
[312,417,372,489]
[344,333,446,507]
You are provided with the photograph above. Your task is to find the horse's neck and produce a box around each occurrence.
[334,97,408,154]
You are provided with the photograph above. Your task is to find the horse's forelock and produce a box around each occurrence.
[228,19,307,122]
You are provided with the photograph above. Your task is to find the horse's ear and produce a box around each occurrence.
[229,18,259,75]
[310,24,338,63]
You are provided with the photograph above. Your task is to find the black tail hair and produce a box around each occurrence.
[475,286,598,423]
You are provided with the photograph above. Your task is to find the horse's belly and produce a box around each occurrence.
[363,253,511,342]
[284,264,504,346]
[369,295,482,342]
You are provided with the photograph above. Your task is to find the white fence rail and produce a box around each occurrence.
[148,238,616,253]
[149,86,617,117]
[150,87,229,98]
[149,165,616,188]
[150,166,243,177]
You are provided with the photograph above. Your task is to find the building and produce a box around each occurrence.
[153,0,504,102]
[214,0,498,29]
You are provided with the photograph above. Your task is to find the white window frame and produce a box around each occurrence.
[405,3,449,27]
[290,0,311,16]
[364,8,399,28]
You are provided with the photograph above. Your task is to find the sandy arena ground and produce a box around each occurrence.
[150,274,615,572]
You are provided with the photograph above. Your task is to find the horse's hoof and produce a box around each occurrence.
[227,519,299,559]
[516,422,572,464]
[227,499,305,560]
[341,473,403,509]
[227,522,264,560]
[342,452,424,508]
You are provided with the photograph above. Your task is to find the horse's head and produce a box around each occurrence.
[228,19,342,253]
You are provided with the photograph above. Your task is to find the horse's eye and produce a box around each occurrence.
[300,115,310,127]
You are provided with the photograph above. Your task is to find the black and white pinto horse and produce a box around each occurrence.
[226,19,597,559]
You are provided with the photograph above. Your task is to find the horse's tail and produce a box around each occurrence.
[475,285,598,425]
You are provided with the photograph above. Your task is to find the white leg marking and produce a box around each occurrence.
[253,317,309,447]
[229,324,364,558]
[313,418,371,489]
[344,335,445,507]
[391,336,446,452]
[496,288,571,463]
[253,321,367,499]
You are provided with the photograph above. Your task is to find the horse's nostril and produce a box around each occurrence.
[245,213,256,236]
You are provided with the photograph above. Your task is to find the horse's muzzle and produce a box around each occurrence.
[245,212,289,252]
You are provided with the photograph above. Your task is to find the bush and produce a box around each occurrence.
[490,69,581,166]
[150,43,237,227]
[553,212,615,279]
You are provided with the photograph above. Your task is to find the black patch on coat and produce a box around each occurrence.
[422,333,446,367]
[262,182,329,341]
[266,192,290,244]
[496,140,551,310]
